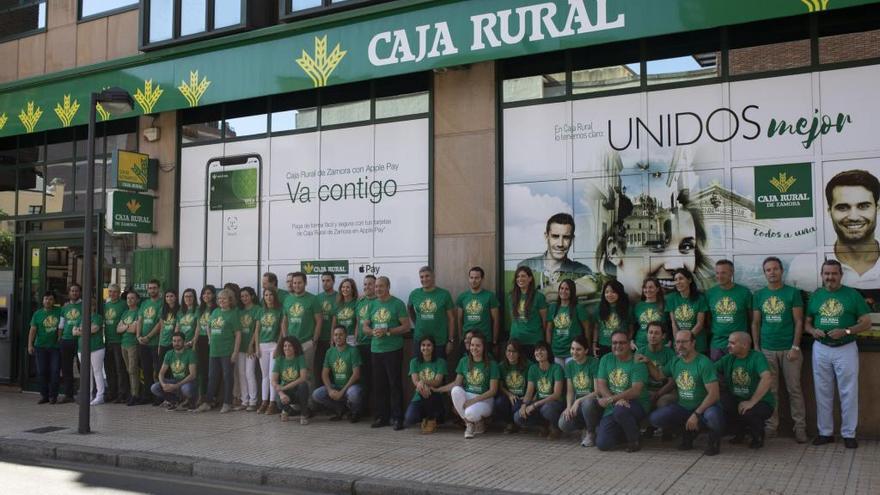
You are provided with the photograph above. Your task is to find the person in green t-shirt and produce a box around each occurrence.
[58,283,82,403]
[408,266,456,360]
[632,278,668,353]
[508,266,548,356]
[312,325,364,421]
[73,297,106,405]
[806,259,872,449]
[118,291,141,405]
[195,288,242,414]
[236,287,259,411]
[706,260,752,361]
[176,289,200,346]
[666,268,709,354]
[456,266,500,355]
[595,330,650,453]
[137,279,164,405]
[715,332,774,449]
[314,272,338,397]
[281,272,322,389]
[255,287,284,415]
[405,336,447,433]
[331,279,359,347]
[494,340,529,433]
[436,333,499,439]
[513,341,564,439]
[546,279,590,363]
[594,280,631,357]
[644,330,723,456]
[28,291,61,403]
[262,271,289,305]
[150,333,197,410]
[354,275,377,416]
[196,285,218,398]
[750,256,806,442]
[558,335,601,447]
[271,336,311,424]
[639,322,677,410]
[103,284,129,404]
[157,290,179,364]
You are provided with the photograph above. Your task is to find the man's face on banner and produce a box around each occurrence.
[830,185,878,244]
[545,222,574,261]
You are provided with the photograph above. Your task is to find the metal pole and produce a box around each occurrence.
[78,93,97,434]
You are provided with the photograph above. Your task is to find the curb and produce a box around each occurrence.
[0,438,519,495]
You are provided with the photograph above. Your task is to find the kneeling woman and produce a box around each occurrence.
[558,335,601,447]
[404,336,447,433]
[272,336,311,424]
[436,334,499,439]
[514,341,565,439]
[495,340,529,433]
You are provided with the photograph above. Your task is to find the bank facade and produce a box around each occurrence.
[1,0,879,433]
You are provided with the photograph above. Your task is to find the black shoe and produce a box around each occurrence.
[678,432,695,451]
[371,418,389,428]
[729,433,745,445]
[329,412,344,421]
[812,435,835,446]
[38,397,50,404]
[642,426,656,439]
[660,430,674,441]
[49,397,58,404]
[749,434,765,449]
[392,419,404,431]
[625,441,641,453]
[126,397,139,406]
[844,438,858,449]
[349,413,361,424]
[704,436,721,456]
[58,396,74,404]
[152,398,163,406]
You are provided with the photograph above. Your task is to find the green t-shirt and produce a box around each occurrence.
[367,296,408,353]
[666,292,710,352]
[198,306,215,337]
[715,350,775,409]
[455,357,500,395]
[355,296,376,345]
[662,353,718,411]
[632,301,667,352]
[275,288,290,305]
[595,305,630,347]
[163,348,196,381]
[102,299,127,345]
[807,286,871,347]
[283,292,321,343]
[239,306,259,351]
[60,301,82,341]
[597,353,650,415]
[257,307,283,344]
[508,291,548,345]
[30,308,61,349]
[177,309,199,342]
[273,354,306,386]
[334,299,358,337]
[158,310,179,347]
[565,357,599,398]
[82,313,105,351]
[208,308,240,358]
[526,362,563,400]
[547,303,589,358]
[753,285,803,351]
[138,298,164,346]
[119,308,139,348]
[317,291,338,341]
[408,357,448,402]
[499,361,528,397]
[706,284,752,350]
[455,289,499,342]
[640,345,676,392]
[323,345,362,389]
[408,287,454,343]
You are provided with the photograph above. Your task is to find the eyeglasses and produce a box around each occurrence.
[611,341,628,346]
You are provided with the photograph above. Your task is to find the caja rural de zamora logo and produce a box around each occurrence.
[609,368,628,390]
[296,35,347,88]
[819,298,844,318]
[770,172,797,194]
[126,199,142,214]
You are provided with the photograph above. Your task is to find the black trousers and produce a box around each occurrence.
[104,342,129,400]
[197,336,210,396]
[138,344,159,399]
[371,348,403,422]
[60,339,77,398]
[721,391,774,438]
[357,345,372,412]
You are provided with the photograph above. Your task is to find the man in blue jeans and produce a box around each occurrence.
[28,292,62,404]
[642,330,724,456]
[151,333,197,410]
[595,331,650,452]
[312,326,364,422]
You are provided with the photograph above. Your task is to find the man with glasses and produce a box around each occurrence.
[595,331,650,452]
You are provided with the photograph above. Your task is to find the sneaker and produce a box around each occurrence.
[371,418,390,428]
[464,422,475,439]
[350,412,361,424]
[329,412,344,421]
[159,400,171,408]
[422,419,438,434]
[764,427,778,439]
[89,397,105,406]
[265,403,279,416]
[256,401,269,414]
[504,423,519,434]
[626,441,641,453]
[49,397,58,405]
[300,415,309,425]
[795,428,808,444]
[392,419,404,431]
[678,432,695,451]
[581,430,595,448]
[281,411,289,422]
[165,403,178,412]
[547,427,561,440]
[126,397,138,407]
[474,420,486,435]
[704,437,720,456]
[812,435,835,446]
[749,434,765,449]
[246,405,257,412]
[642,426,656,439]
[729,433,745,444]
[59,396,74,404]
[538,425,550,438]
[195,402,212,413]
[231,404,246,412]
[219,404,232,414]
[844,438,858,449]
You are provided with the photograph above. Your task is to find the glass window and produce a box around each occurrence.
[17,166,45,217]
[73,158,105,212]
[149,0,174,43]
[224,98,268,138]
[45,163,75,215]
[820,29,880,64]
[0,161,15,220]
[571,41,641,94]
[180,0,207,37]
[729,17,810,76]
[290,0,323,12]
[47,129,75,162]
[0,219,12,268]
[80,0,137,19]
[375,92,429,119]
[214,0,242,29]
[271,91,318,132]
[645,30,720,85]
[502,52,567,103]
[0,0,46,41]
[320,82,371,126]
[181,104,224,144]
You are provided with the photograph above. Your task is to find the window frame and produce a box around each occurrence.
[279,0,386,22]
[78,0,139,22]
[140,0,248,51]
[0,0,47,44]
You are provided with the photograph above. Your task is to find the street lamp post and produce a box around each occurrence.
[79,88,133,434]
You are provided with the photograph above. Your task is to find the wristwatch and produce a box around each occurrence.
[845,328,852,336]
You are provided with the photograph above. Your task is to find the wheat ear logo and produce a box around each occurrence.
[801,0,830,12]
[303,262,314,274]
[126,199,141,214]
[19,101,43,133]
[134,80,164,114]
[54,94,80,127]
[296,35,347,88]
[0,112,7,130]
[178,70,211,107]
[770,172,797,193]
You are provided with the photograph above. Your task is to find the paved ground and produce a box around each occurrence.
[0,391,876,494]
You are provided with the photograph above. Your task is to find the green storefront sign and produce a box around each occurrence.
[109,150,158,192]
[132,248,173,297]
[302,260,349,276]
[0,0,877,137]
[209,168,258,211]
[754,163,813,219]
[108,191,155,233]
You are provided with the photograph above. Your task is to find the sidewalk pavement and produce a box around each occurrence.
[0,392,876,495]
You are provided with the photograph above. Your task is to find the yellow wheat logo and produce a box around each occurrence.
[674,304,695,322]
[96,102,111,121]
[289,303,304,317]
[819,298,844,318]
[240,314,253,328]
[467,367,485,388]
[762,296,785,316]
[537,376,552,395]
[134,80,164,114]
[732,366,751,387]
[210,315,224,329]
[770,172,797,193]
[609,368,628,390]
[337,306,354,321]
[573,371,589,391]
[419,367,436,382]
[44,315,59,329]
[171,359,185,375]
[715,297,737,316]
[54,94,80,127]
[282,366,298,383]
[105,308,117,320]
[419,298,437,314]
[333,358,347,375]
[373,308,391,324]
[801,0,830,12]
[126,199,141,214]
[606,313,620,330]
[296,35,347,88]
[676,370,695,391]
[465,299,482,315]
[0,112,7,130]
[639,308,661,325]
[67,308,81,320]
[506,371,524,390]
[178,70,211,107]
[261,312,276,327]
[303,263,314,274]
[19,101,43,133]
[554,312,571,329]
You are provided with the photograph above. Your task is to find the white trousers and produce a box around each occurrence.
[451,386,493,423]
[236,352,258,406]
[78,349,106,399]
[812,341,859,438]
[258,342,276,402]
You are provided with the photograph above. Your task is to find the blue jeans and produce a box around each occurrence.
[404,392,445,426]
[312,384,364,415]
[34,347,60,400]
[206,356,234,405]
[150,379,197,404]
[710,348,728,362]
[493,395,523,424]
[596,400,647,451]
[276,382,310,415]
[558,397,602,433]
[513,400,564,428]
[649,403,725,438]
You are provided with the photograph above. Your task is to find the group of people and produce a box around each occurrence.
[26,257,868,453]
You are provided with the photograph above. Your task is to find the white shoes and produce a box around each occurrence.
[581,430,595,447]
[89,397,104,406]
[464,422,475,439]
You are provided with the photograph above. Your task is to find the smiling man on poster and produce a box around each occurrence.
[826,169,880,288]
[519,213,592,301]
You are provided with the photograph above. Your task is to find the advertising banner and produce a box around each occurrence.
[112,150,153,192]
[107,191,154,234]
[209,168,258,211]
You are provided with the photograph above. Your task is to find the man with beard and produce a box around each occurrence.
[826,170,880,289]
